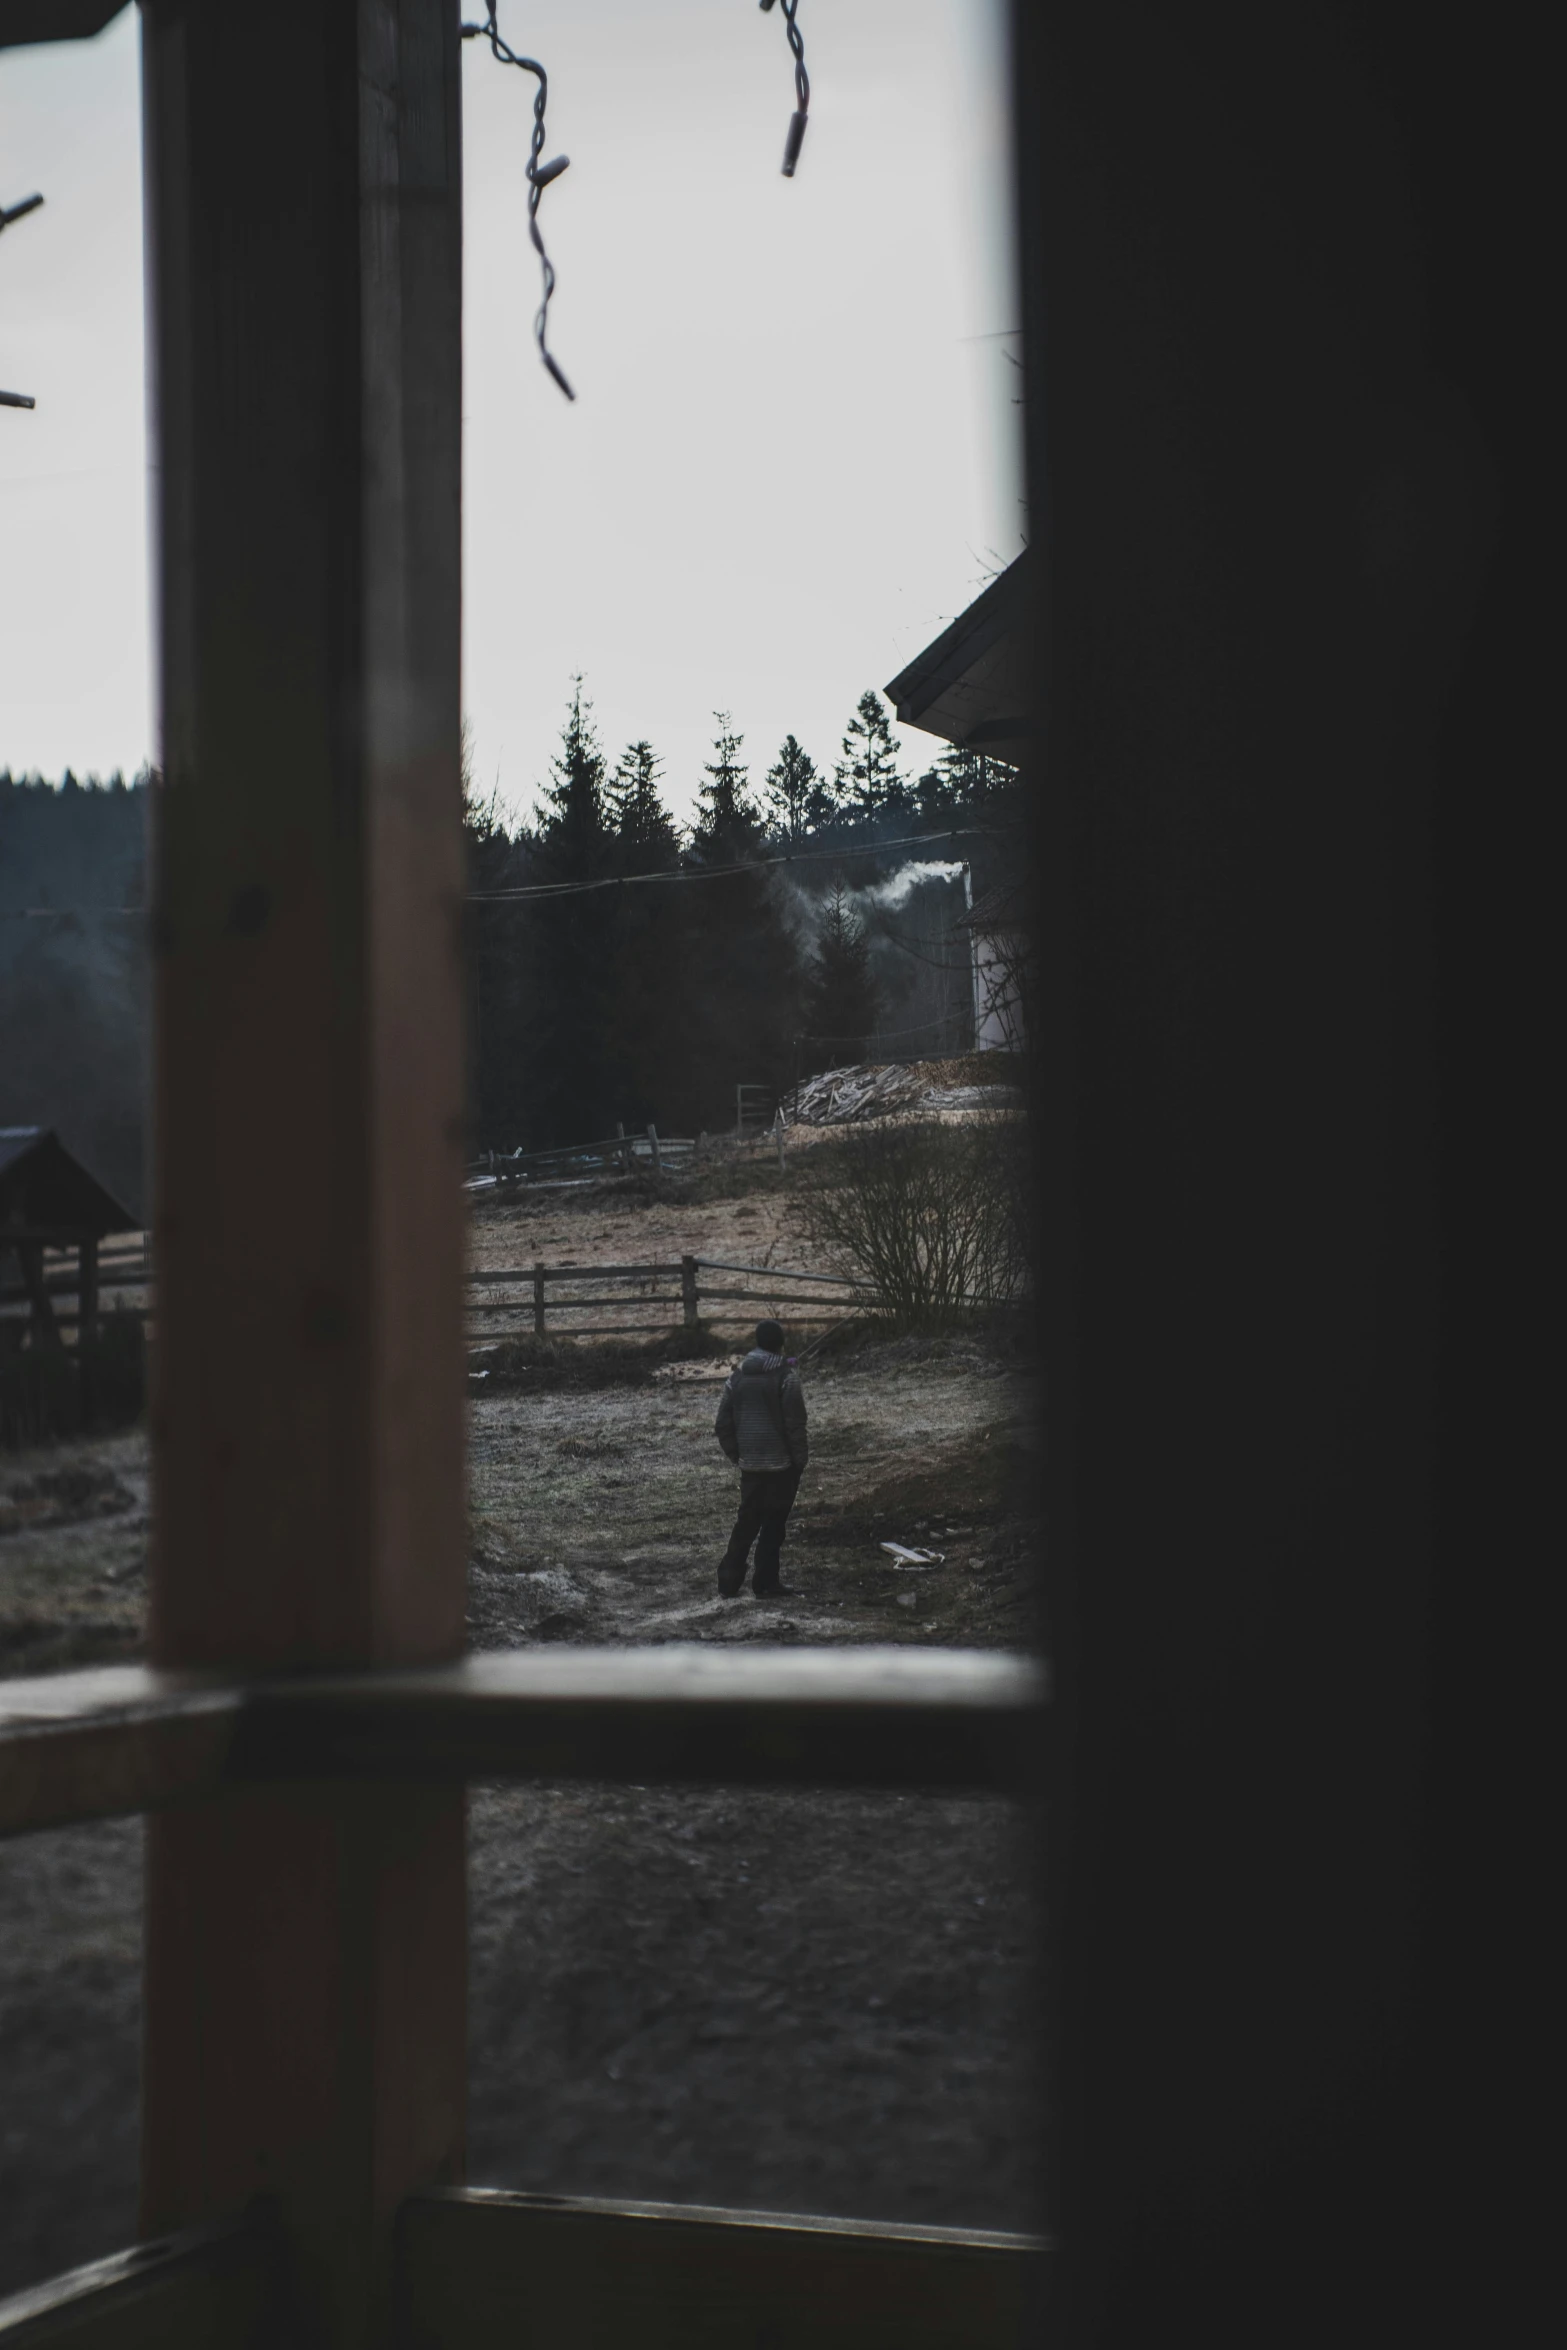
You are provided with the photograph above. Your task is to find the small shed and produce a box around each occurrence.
[0,1126,138,1350]
[956,881,1029,1053]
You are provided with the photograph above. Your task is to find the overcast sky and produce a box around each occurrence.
[1,0,1019,828]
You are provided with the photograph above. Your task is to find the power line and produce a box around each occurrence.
[468,823,1019,903]
[1,824,1021,920]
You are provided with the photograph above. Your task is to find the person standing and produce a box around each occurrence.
[714,1318,808,1598]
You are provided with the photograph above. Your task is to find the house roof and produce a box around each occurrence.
[884,549,1034,756]
[0,3,123,52]
[0,1128,138,1240]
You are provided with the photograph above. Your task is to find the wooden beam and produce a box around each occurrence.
[143,1,465,1677]
[232,1647,1044,1794]
[76,1236,99,1353]
[137,1,468,2337]
[0,1668,240,1840]
[142,1782,466,2342]
[0,1651,1045,1840]
[395,2188,1045,2350]
[0,2214,279,2348]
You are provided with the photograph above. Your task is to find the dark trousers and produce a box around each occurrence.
[720,1466,801,1593]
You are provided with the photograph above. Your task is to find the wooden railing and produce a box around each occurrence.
[466,1110,791,1192]
[1,1650,1048,2343]
[0,2192,1041,2347]
[0,1237,152,1343]
[466,1256,867,1342]
[4,1250,983,1348]
[467,1124,696,1186]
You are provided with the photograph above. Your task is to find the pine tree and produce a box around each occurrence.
[608,740,680,864]
[915,763,951,822]
[600,742,684,1126]
[801,881,879,1071]
[691,711,758,861]
[535,678,609,878]
[763,734,822,844]
[518,682,619,1142]
[834,690,908,823]
[934,742,1014,809]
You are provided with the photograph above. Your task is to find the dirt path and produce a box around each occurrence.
[2,1173,1042,2296]
[467,1342,1038,1650]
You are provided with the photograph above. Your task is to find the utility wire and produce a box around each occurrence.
[796,1014,965,1045]
[468,822,1018,903]
[462,6,574,400]
[3,827,1019,920]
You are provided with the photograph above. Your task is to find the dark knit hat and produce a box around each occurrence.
[755,1319,785,1355]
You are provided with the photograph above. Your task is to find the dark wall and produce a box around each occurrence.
[1016,4,1522,2338]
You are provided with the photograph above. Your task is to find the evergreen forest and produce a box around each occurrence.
[1,688,1021,1193]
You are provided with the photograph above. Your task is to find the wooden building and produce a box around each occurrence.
[885,552,1033,767]
[0,1126,137,1353]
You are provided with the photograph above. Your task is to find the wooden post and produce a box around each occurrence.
[17,1242,59,1347]
[138,2,466,2340]
[77,1235,100,1353]
[77,1235,100,1425]
[647,1123,662,1176]
[681,1255,699,1328]
[616,1120,631,1174]
[533,1262,547,1337]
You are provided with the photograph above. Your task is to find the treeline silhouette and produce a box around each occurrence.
[0,768,149,1217]
[0,692,1019,1190]
[466,686,1021,1149]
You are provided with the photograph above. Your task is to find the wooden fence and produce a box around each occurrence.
[0,1235,153,1346]
[466,1256,869,1342]
[468,1125,692,1186]
[466,1110,789,1191]
[3,1249,868,1350]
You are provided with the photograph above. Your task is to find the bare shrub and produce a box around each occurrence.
[792,1117,1027,1330]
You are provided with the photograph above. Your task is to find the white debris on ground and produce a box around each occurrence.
[786,1061,1023,1125]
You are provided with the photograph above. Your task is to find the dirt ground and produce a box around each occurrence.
[1,1156,1042,2299]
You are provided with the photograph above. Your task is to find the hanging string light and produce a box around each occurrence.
[1,191,44,410]
[462,6,574,400]
[461,3,813,407]
[759,0,810,177]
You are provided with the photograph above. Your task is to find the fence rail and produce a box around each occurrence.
[6,1259,972,1353]
[465,1105,791,1191]
[6,1250,1019,1363]
[464,1256,869,1344]
[465,1124,702,1187]
[1,1236,154,1353]
[5,1249,1011,1354]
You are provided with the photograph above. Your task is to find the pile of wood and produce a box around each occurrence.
[788,1062,1023,1126]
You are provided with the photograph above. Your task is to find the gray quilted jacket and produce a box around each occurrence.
[715,1349,809,1473]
